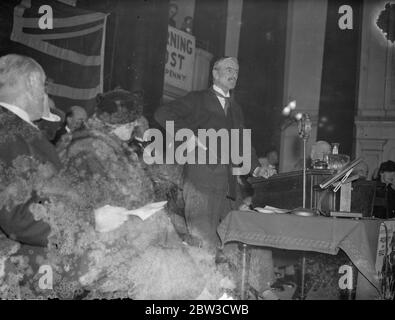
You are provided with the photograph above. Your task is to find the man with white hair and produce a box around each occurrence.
[0,54,61,246]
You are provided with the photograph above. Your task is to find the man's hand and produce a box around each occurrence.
[186,135,207,153]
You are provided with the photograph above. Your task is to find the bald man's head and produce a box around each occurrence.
[66,105,88,131]
[0,54,46,121]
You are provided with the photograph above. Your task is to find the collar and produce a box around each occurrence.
[213,85,230,98]
[0,102,38,129]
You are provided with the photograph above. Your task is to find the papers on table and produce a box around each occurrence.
[253,205,290,214]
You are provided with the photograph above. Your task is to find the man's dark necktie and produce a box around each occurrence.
[213,90,230,116]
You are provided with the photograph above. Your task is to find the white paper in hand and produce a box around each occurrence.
[124,201,167,220]
[94,201,167,233]
[94,205,129,233]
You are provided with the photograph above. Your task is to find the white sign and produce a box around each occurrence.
[164,26,195,92]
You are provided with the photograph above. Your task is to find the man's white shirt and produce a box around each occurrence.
[213,84,230,110]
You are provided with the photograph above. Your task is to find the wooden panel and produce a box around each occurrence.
[351,180,376,217]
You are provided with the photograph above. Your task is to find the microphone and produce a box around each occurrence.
[298,113,312,140]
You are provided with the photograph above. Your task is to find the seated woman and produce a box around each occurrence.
[1,88,235,300]
[373,160,395,219]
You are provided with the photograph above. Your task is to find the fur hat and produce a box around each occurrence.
[95,88,143,124]
[379,160,395,173]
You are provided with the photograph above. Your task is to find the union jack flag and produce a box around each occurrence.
[10,0,108,114]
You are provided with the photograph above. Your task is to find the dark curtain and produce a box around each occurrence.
[193,0,228,59]
[0,0,169,122]
[0,0,20,55]
[236,0,288,157]
[317,0,363,157]
[112,0,169,123]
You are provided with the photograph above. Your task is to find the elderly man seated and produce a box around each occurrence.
[0,54,62,247]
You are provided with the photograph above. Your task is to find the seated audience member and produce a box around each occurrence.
[354,161,369,180]
[378,161,395,184]
[311,140,331,166]
[0,54,62,247]
[181,16,193,34]
[293,140,331,170]
[373,160,395,219]
[372,161,395,183]
[53,105,88,145]
[168,2,178,27]
[258,147,279,173]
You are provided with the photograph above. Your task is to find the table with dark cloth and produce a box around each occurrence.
[217,210,385,299]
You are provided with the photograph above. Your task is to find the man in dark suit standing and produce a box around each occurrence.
[155,57,273,253]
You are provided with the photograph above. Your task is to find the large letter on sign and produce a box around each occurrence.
[338,265,353,290]
[38,265,53,290]
[338,5,353,30]
[38,5,53,30]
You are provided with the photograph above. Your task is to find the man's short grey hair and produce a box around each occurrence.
[0,54,45,95]
[213,56,238,70]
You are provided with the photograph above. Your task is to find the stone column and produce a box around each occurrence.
[280,0,328,172]
[224,0,243,58]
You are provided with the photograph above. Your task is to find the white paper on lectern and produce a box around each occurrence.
[254,205,289,214]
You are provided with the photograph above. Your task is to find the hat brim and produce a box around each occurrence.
[41,111,61,122]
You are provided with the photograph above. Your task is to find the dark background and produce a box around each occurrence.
[316,0,362,157]
[0,0,363,158]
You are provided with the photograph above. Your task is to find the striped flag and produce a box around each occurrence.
[10,0,108,114]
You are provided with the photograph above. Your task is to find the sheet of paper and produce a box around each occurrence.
[254,205,290,214]
[124,201,167,220]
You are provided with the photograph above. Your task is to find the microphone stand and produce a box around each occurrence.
[303,137,307,208]
[297,113,312,300]
[281,105,314,299]
[298,113,312,210]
